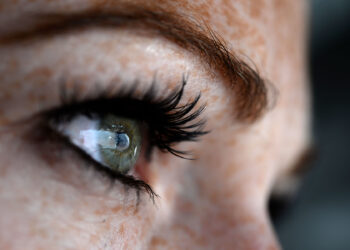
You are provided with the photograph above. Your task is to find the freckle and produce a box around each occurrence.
[81,56,93,66]
[235,127,249,134]
[228,138,236,147]
[118,223,125,235]
[210,95,219,102]
[41,200,48,209]
[53,191,63,203]
[0,89,13,102]
[96,63,107,73]
[72,211,83,221]
[25,68,53,84]
[250,0,267,19]
[111,205,122,214]
[213,111,224,120]
[173,224,200,242]
[94,208,106,216]
[88,234,99,244]
[178,200,194,213]
[5,58,19,72]
[256,154,266,164]
[0,118,11,126]
[150,236,168,247]
[0,166,7,177]
[200,87,210,95]
[41,187,48,196]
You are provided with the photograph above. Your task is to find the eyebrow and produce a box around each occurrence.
[0,6,270,122]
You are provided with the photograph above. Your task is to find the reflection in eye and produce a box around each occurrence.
[44,78,208,195]
[54,114,142,175]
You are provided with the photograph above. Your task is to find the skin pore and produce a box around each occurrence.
[0,0,310,249]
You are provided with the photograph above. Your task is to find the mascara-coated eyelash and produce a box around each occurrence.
[53,77,208,157]
[44,76,208,196]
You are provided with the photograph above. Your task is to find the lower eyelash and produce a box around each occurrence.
[74,143,157,201]
[41,122,158,201]
[42,75,208,198]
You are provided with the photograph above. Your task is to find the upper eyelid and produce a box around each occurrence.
[1,5,269,122]
[47,77,209,159]
[44,78,206,200]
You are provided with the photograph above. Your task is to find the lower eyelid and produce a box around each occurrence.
[8,112,154,203]
[46,118,158,196]
[18,77,207,201]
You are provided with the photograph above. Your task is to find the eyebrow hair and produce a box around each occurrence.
[0,6,270,122]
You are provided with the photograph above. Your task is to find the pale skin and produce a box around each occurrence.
[0,0,310,249]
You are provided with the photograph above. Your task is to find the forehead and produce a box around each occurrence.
[0,0,289,38]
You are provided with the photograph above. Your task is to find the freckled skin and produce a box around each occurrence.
[0,0,310,250]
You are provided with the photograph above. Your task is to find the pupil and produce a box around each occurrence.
[115,133,130,151]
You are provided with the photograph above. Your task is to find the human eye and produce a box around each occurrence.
[40,77,207,198]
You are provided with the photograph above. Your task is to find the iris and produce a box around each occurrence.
[98,115,141,174]
[54,114,142,175]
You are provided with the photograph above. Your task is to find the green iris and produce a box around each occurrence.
[97,115,141,174]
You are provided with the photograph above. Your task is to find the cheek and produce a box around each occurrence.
[0,129,158,249]
[0,115,279,249]
[141,116,279,248]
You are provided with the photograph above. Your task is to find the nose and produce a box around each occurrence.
[148,176,281,249]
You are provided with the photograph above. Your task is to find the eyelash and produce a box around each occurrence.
[43,76,208,197]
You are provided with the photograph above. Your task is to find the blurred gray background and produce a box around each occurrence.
[274,0,350,249]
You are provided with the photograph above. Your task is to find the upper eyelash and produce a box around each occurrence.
[44,76,208,198]
[53,76,209,159]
